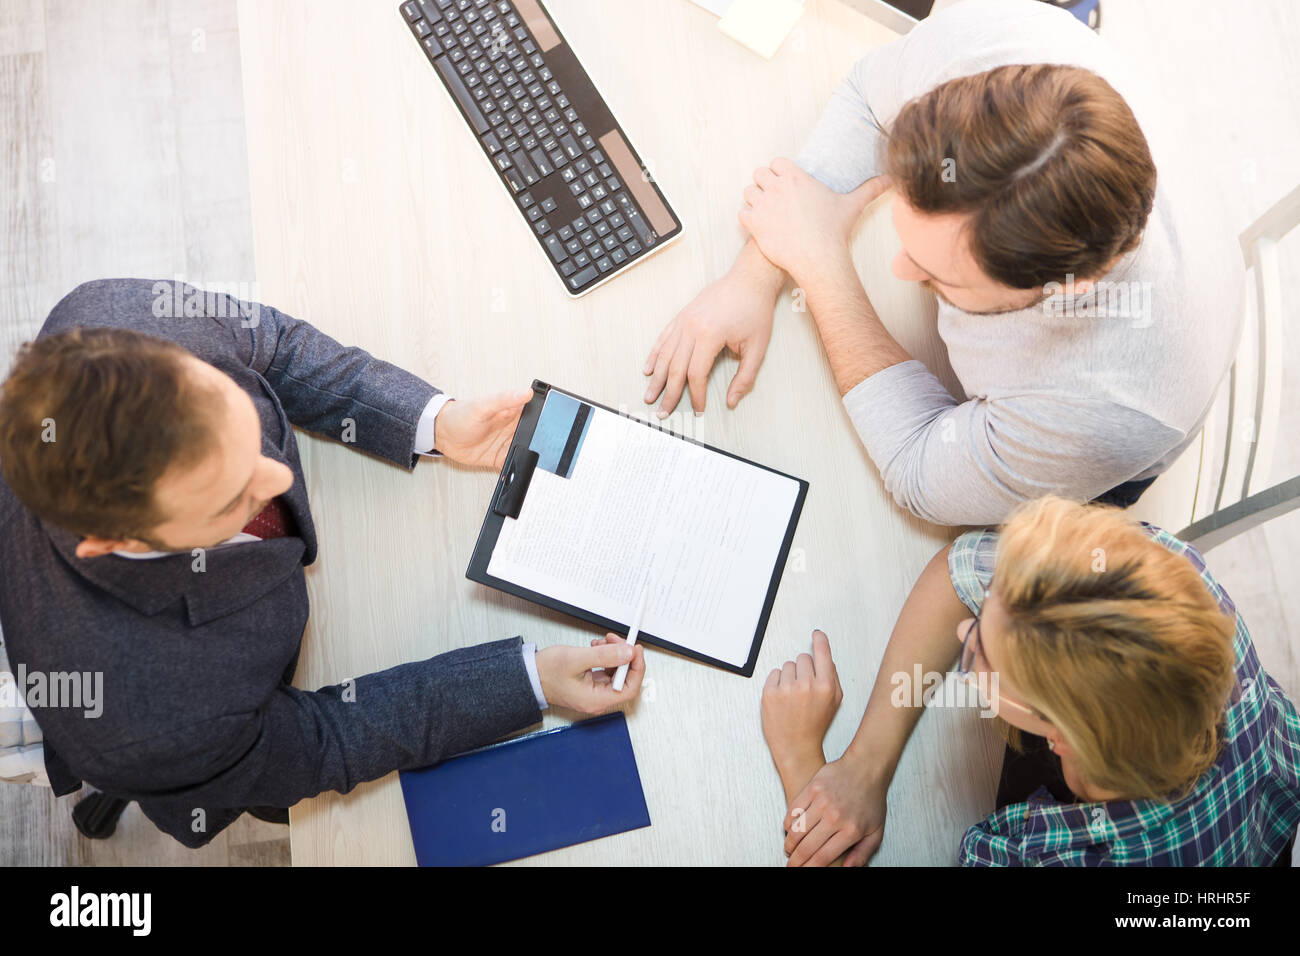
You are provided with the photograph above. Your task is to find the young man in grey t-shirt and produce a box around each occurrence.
[642,0,1242,526]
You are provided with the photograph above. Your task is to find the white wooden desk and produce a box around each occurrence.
[236,0,1005,865]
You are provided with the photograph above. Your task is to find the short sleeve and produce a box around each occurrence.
[947,529,1000,617]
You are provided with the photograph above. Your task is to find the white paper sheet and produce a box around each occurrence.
[487,394,801,668]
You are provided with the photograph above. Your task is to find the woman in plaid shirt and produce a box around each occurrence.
[761,496,1300,866]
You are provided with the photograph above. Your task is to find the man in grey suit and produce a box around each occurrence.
[0,278,644,849]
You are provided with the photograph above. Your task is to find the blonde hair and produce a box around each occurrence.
[991,497,1237,800]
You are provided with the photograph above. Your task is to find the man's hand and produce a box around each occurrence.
[739,159,889,282]
[761,629,843,783]
[642,240,784,417]
[433,388,533,469]
[536,634,646,715]
[783,754,888,868]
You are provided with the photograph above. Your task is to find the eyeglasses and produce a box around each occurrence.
[956,587,1048,725]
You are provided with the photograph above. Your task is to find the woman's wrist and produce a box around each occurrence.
[842,735,896,791]
[775,747,827,805]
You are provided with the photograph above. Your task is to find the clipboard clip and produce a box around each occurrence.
[492,447,539,519]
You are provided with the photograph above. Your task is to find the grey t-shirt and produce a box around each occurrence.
[795,0,1244,525]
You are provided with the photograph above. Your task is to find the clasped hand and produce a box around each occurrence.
[739,158,888,282]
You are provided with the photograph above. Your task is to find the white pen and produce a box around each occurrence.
[612,583,650,692]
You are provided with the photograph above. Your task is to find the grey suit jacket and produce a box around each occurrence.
[0,278,542,848]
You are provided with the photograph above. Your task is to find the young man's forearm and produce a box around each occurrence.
[796,252,913,396]
[843,545,971,786]
[733,236,789,295]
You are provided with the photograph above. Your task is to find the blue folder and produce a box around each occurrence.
[398,712,651,866]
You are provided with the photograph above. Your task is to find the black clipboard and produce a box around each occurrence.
[466,380,809,677]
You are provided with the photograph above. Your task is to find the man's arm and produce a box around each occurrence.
[222,294,439,468]
[841,362,1184,525]
[796,248,914,393]
[120,638,543,817]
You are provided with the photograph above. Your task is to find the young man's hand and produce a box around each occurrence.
[643,240,784,417]
[739,159,888,282]
[433,388,533,469]
[536,634,646,715]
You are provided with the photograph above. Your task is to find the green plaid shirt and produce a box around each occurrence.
[948,524,1300,866]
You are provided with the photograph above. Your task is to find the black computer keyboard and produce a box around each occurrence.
[400,0,684,296]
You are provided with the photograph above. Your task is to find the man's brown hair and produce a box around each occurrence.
[0,327,220,541]
[884,63,1157,290]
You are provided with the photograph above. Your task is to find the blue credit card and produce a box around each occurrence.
[398,712,651,866]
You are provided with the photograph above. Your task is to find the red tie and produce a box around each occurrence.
[241,496,296,540]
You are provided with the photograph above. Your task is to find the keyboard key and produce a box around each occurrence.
[560,134,582,160]
[557,224,574,241]
[580,229,595,246]
[434,56,488,133]
[529,148,552,176]
[483,131,502,154]
[402,1,421,21]
[568,265,598,289]
[611,247,627,264]
[564,239,582,255]
[626,238,642,255]
[596,256,612,273]
[627,209,654,246]
[422,35,442,57]
[518,191,534,207]
[574,251,590,268]
[560,259,577,277]
[544,235,567,262]
[535,219,550,235]
[540,196,558,213]
[510,149,539,184]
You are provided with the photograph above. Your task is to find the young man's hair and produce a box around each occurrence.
[884,63,1157,290]
[991,496,1237,801]
[0,327,221,541]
